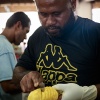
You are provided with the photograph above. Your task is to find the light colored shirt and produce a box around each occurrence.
[0,35,22,100]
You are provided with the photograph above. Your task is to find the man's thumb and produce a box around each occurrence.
[52,84,66,91]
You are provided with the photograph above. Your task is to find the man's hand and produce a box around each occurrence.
[20,71,44,93]
[52,83,97,100]
[57,94,62,100]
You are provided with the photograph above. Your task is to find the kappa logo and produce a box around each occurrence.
[36,44,77,85]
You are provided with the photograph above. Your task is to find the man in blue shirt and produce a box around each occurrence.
[0,12,31,100]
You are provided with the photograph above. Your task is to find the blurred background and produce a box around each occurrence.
[0,0,100,60]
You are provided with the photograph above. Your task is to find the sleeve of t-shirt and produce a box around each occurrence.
[16,48,36,70]
[16,34,37,71]
[0,53,16,82]
[16,27,43,71]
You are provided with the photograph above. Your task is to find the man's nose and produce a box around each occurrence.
[46,15,56,25]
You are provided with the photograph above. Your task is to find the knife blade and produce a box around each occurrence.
[39,82,45,92]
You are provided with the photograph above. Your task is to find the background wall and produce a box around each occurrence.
[76,0,92,19]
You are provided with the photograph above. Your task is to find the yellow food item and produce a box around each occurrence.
[28,86,58,100]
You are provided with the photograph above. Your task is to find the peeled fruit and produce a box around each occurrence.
[28,86,58,100]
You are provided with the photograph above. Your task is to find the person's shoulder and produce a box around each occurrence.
[0,35,13,53]
[0,35,12,46]
[81,17,100,27]
[87,18,100,31]
[35,26,44,33]
[0,35,6,46]
[78,17,100,31]
[0,35,5,40]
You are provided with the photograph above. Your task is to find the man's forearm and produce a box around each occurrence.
[0,80,22,94]
[12,66,31,92]
[95,84,100,99]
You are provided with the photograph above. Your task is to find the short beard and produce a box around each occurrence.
[45,25,62,37]
[44,11,75,37]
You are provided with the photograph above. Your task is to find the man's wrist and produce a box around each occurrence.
[95,84,100,99]
[82,85,97,100]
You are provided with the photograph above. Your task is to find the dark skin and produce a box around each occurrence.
[13,67,62,100]
[0,80,21,94]
[13,0,100,99]
[14,67,47,92]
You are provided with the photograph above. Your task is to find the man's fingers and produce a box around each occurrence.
[20,82,25,92]
[27,77,35,91]
[20,76,27,92]
[31,75,39,87]
[20,71,44,92]
[31,71,43,87]
[20,72,35,92]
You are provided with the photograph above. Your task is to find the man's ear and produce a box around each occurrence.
[14,21,22,30]
[71,0,76,11]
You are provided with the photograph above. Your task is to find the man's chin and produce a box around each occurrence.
[46,30,60,37]
[14,42,20,45]
[47,32,59,37]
